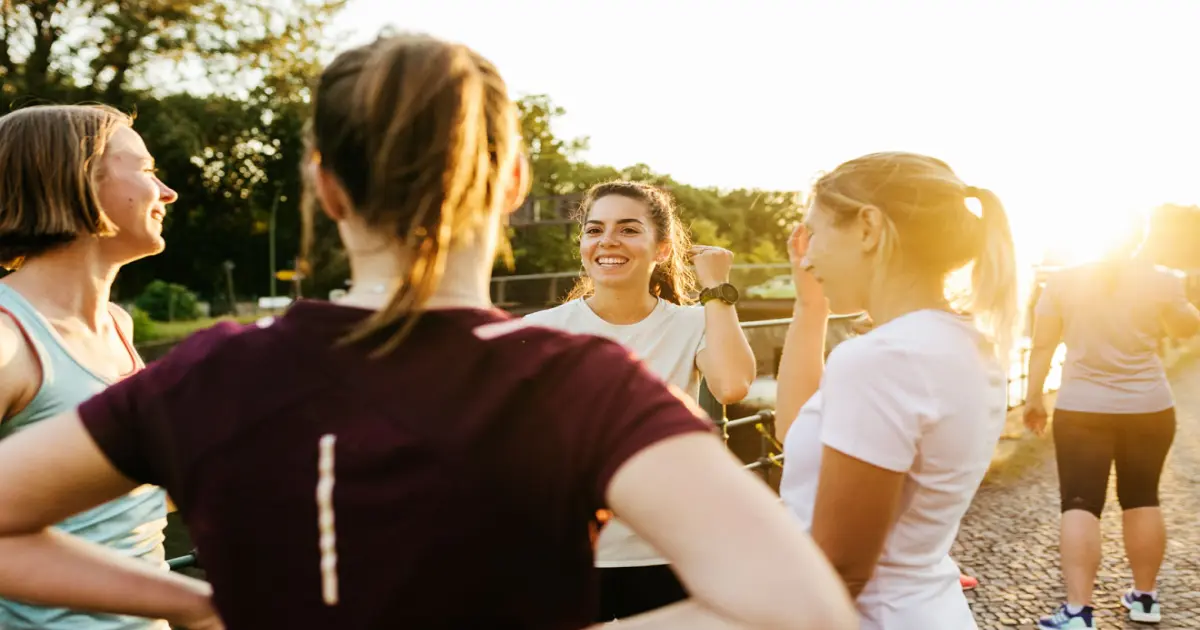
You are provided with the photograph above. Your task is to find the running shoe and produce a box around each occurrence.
[1037,604,1095,629]
[959,574,978,591]
[1121,589,1162,624]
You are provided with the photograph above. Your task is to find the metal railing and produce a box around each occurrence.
[490,263,794,310]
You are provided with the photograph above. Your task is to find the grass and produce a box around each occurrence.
[137,314,263,345]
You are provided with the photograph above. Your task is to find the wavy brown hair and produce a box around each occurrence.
[301,33,525,355]
[0,104,130,270]
[565,181,696,305]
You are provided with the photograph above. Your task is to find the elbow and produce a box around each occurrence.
[709,380,751,405]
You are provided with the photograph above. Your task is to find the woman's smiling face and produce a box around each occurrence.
[579,194,666,291]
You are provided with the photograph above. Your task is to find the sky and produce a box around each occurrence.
[330,0,1200,265]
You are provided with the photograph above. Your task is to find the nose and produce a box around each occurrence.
[158,178,178,204]
[598,231,618,247]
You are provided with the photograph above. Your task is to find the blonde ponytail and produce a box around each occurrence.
[963,186,1019,362]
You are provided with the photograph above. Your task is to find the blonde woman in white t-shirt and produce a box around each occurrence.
[524,180,756,622]
[775,152,1018,630]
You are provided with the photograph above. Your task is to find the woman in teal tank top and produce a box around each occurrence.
[0,105,180,630]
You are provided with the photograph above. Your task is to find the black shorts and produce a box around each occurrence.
[595,564,688,621]
[1052,407,1176,517]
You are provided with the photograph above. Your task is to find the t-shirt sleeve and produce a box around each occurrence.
[1158,268,1194,317]
[78,322,243,490]
[818,339,924,473]
[1034,275,1062,318]
[554,339,717,508]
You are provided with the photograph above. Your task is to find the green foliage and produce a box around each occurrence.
[129,307,158,344]
[507,95,803,276]
[135,281,201,322]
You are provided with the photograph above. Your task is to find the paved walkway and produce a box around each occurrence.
[956,356,1200,629]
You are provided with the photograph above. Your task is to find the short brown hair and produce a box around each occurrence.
[0,104,131,269]
[302,33,524,355]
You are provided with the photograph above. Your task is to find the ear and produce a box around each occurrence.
[310,159,352,223]
[858,205,885,253]
[655,240,671,263]
[501,153,530,215]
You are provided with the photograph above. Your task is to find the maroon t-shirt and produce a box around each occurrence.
[78,301,713,629]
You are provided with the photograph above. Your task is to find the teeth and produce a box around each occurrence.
[596,257,628,266]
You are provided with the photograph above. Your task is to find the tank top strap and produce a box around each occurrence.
[0,284,61,380]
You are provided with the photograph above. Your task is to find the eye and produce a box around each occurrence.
[585,227,602,235]
[621,227,640,235]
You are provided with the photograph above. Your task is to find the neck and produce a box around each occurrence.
[2,244,120,331]
[586,283,659,325]
[866,272,949,328]
[340,243,494,312]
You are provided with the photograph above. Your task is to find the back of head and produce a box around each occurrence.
[1095,210,1149,295]
[303,33,525,354]
[0,104,130,270]
[813,152,1019,359]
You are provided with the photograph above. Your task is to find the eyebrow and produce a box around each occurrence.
[585,218,645,226]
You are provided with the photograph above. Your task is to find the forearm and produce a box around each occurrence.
[0,529,212,624]
[774,302,828,441]
[1025,346,1058,400]
[701,302,756,403]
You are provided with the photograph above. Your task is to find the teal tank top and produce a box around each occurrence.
[0,285,169,630]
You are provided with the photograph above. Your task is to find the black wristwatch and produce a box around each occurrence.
[699,283,739,306]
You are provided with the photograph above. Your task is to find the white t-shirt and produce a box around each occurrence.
[523,297,707,567]
[780,310,1007,630]
[1037,262,1191,414]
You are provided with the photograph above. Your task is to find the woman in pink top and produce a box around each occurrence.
[1025,214,1200,629]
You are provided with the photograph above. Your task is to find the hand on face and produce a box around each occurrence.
[689,245,733,289]
[787,224,827,310]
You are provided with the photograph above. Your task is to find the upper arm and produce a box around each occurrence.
[562,338,848,624]
[1159,271,1200,340]
[0,411,139,534]
[809,446,906,595]
[1031,279,1064,351]
[810,341,921,591]
[606,432,852,625]
[0,313,38,422]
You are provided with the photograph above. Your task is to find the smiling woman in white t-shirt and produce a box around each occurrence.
[523,180,756,622]
[774,152,1018,630]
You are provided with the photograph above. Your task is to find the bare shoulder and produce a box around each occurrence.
[0,310,38,418]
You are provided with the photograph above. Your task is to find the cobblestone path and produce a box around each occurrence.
[956,357,1200,629]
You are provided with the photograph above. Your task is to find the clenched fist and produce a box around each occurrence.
[690,245,733,289]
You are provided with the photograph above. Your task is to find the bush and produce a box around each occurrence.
[134,280,201,322]
[129,307,158,344]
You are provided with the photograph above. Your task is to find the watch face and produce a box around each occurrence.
[719,284,739,302]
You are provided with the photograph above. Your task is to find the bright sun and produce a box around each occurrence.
[1011,203,1144,268]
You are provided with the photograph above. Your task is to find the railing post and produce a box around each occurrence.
[698,378,727,440]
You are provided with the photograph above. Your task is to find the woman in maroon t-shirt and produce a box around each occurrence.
[0,33,855,630]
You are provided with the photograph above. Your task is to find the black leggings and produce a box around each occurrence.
[595,564,688,621]
[1053,408,1176,518]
